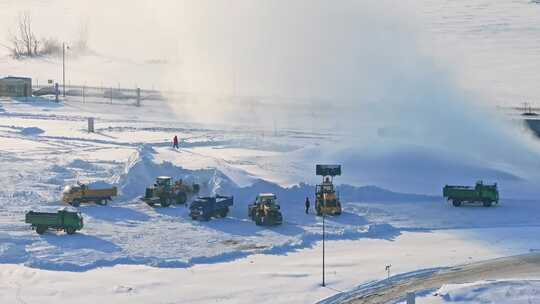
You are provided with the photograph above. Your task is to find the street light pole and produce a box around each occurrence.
[62,42,66,97]
[322,212,326,287]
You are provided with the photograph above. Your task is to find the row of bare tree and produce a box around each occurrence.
[7,11,89,59]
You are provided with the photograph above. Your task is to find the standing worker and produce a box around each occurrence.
[173,135,179,149]
[305,196,310,214]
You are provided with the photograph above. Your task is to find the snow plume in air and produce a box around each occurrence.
[157,1,540,197]
[3,0,539,196]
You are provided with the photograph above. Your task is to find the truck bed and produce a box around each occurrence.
[84,187,117,198]
[25,212,62,226]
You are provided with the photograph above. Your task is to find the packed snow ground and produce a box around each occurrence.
[2,96,540,272]
[2,228,540,304]
[2,96,540,304]
[418,280,540,303]
[2,1,540,302]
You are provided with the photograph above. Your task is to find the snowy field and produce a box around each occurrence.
[2,96,540,303]
[2,0,540,303]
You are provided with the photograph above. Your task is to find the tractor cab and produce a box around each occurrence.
[156,176,172,188]
[256,193,279,209]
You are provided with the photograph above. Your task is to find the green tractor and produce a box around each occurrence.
[248,193,283,226]
[142,176,200,207]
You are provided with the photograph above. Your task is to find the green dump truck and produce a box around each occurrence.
[443,181,499,207]
[25,209,84,235]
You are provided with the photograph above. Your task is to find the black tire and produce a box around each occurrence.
[160,195,171,207]
[65,227,76,235]
[452,200,462,207]
[71,199,81,207]
[255,215,262,226]
[176,192,187,204]
[483,200,492,207]
[218,207,229,218]
[36,225,47,235]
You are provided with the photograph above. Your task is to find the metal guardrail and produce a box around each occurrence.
[32,84,164,103]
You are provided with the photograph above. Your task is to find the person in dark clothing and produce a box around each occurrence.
[173,135,179,149]
[305,197,310,214]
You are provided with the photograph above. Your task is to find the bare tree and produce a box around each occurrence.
[9,11,40,58]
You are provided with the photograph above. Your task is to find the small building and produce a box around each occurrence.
[0,76,32,97]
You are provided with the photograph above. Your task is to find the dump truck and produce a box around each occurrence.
[142,176,200,207]
[189,195,234,221]
[62,183,117,206]
[248,193,283,226]
[315,164,342,216]
[25,209,84,235]
[443,181,499,207]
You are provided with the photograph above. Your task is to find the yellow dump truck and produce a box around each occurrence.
[62,183,117,207]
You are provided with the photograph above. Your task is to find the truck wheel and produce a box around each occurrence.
[36,225,47,235]
[255,216,262,226]
[218,208,229,218]
[161,200,171,207]
[65,227,76,235]
[176,192,187,204]
[483,201,492,207]
[72,199,81,207]
[452,200,461,207]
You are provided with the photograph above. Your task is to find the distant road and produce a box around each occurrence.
[324,253,540,304]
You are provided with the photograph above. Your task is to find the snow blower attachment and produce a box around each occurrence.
[315,164,342,216]
[248,193,283,226]
[142,176,200,207]
[189,195,234,221]
[443,181,499,207]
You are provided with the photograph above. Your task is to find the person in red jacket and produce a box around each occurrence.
[173,135,179,149]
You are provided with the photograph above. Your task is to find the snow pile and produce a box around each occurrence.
[114,144,236,200]
[429,280,540,303]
